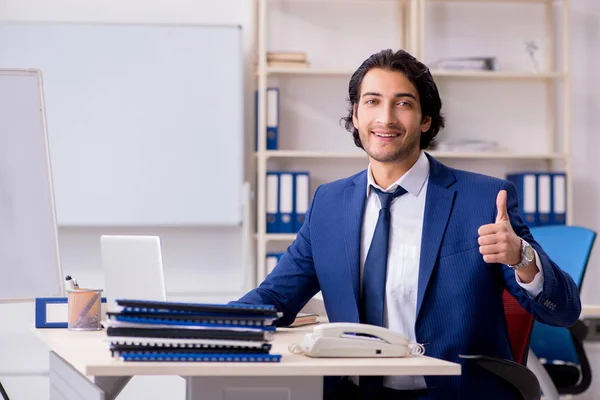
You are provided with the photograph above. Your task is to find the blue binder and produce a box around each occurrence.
[266,252,285,274]
[550,172,566,225]
[279,172,294,233]
[537,173,552,226]
[118,352,281,363]
[506,172,538,226]
[35,297,107,328]
[266,172,280,233]
[254,87,279,150]
[266,253,279,274]
[293,171,310,232]
[266,87,279,150]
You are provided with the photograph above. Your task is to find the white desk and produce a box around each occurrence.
[35,325,461,400]
[582,304,600,319]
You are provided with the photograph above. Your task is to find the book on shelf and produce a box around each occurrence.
[267,60,309,69]
[430,56,498,71]
[431,139,498,152]
[267,51,307,63]
[266,51,309,69]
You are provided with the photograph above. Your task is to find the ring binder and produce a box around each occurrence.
[115,299,280,316]
[118,352,282,363]
[106,299,282,363]
[107,312,277,328]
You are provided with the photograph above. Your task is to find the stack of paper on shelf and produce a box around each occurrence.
[429,56,498,71]
[103,299,282,363]
[267,51,309,68]
[432,139,498,152]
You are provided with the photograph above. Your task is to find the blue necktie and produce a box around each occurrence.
[360,185,407,394]
[361,185,407,326]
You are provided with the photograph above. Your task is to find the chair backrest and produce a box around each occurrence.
[503,290,535,365]
[529,225,596,290]
[529,225,596,364]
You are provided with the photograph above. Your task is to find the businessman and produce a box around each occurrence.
[235,49,581,399]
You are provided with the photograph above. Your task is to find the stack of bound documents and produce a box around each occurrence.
[103,299,282,363]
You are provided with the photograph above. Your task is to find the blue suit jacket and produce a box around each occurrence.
[236,154,581,399]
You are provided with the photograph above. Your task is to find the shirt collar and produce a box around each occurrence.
[366,151,430,198]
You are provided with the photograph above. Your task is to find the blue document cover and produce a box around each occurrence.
[266,172,280,233]
[506,172,538,226]
[254,87,279,150]
[550,172,566,225]
[115,299,280,317]
[279,172,294,233]
[107,313,277,330]
[35,297,107,328]
[293,171,310,232]
[118,352,281,362]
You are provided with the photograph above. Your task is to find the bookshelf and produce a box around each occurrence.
[260,150,565,160]
[251,0,572,285]
[265,67,564,80]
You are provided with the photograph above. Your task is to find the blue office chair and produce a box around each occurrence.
[529,225,596,395]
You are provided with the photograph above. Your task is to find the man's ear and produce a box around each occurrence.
[352,104,358,129]
[421,115,432,133]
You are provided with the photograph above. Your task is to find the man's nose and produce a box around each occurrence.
[377,106,398,126]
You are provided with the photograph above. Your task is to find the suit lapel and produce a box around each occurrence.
[416,154,457,320]
[343,171,368,314]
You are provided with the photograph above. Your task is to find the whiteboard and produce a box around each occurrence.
[0,22,244,226]
[0,70,63,300]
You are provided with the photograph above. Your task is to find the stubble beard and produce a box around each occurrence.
[362,128,421,164]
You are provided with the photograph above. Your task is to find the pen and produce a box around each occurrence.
[74,291,102,328]
[65,275,79,290]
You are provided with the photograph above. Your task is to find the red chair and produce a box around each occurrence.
[460,290,541,400]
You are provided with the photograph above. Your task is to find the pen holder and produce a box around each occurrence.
[66,288,103,331]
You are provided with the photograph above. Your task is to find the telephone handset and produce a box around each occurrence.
[289,322,425,358]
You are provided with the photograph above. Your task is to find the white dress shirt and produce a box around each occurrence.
[351,151,544,390]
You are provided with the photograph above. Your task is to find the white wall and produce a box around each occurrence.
[570,0,600,305]
[1,0,599,398]
[0,1,254,398]
[566,1,600,398]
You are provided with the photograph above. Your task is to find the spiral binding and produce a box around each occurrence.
[120,352,281,362]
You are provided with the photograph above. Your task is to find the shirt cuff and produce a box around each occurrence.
[515,249,544,298]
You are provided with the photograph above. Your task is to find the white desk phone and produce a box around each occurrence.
[289,322,425,358]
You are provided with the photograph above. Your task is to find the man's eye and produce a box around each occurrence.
[365,99,377,105]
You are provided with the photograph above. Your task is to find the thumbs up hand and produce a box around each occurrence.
[477,190,522,265]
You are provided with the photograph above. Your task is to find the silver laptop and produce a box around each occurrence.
[100,235,167,310]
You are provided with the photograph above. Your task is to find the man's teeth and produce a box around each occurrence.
[375,133,398,137]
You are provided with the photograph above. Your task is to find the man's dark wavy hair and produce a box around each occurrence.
[341,49,445,150]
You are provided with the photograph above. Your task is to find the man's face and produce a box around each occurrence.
[352,68,431,164]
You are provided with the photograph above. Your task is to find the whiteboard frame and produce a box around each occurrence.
[0,68,64,302]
